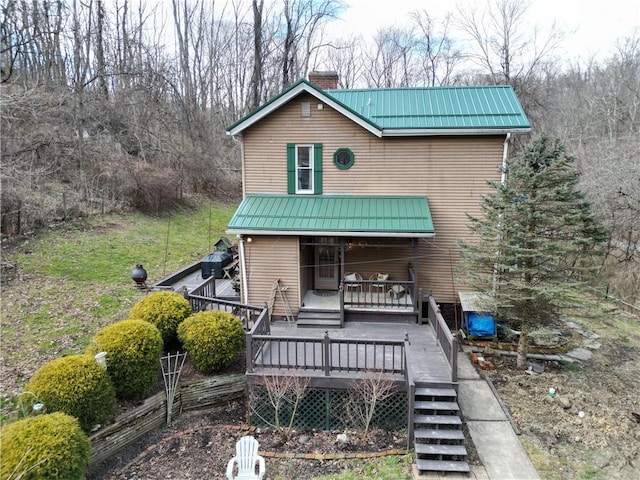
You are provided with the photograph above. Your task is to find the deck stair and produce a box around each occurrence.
[296,308,341,328]
[413,384,469,474]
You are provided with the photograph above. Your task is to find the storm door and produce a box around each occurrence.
[314,238,339,290]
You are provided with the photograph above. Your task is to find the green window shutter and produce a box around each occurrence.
[313,143,323,194]
[287,143,295,194]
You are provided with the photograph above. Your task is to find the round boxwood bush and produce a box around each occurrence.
[177,310,245,373]
[0,412,90,480]
[129,291,192,347]
[87,319,162,399]
[23,354,115,433]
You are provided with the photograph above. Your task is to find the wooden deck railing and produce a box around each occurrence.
[189,275,216,300]
[404,336,416,450]
[188,294,265,332]
[153,260,201,288]
[426,295,458,382]
[246,305,271,374]
[246,330,406,377]
[342,279,415,310]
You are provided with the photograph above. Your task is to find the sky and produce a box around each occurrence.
[331,0,640,63]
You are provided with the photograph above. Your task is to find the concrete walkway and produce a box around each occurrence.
[413,350,540,480]
[456,350,540,480]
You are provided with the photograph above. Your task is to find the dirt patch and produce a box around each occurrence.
[86,399,412,480]
[478,311,640,479]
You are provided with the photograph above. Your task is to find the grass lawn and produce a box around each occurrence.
[1,200,237,408]
[313,454,414,479]
[1,199,416,479]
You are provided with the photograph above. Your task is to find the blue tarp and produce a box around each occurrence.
[464,313,496,337]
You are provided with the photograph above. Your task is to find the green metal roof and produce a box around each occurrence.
[326,85,530,130]
[227,194,435,237]
[226,80,530,136]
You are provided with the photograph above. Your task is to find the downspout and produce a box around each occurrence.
[231,134,247,303]
[501,132,511,184]
[238,234,249,305]
[494,132,511,298]
[231,134,246,197]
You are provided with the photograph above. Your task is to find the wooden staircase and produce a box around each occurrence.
[413,384,470,474]
[296,308,341,327]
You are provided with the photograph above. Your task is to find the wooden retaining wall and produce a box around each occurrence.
[89,374,246,468]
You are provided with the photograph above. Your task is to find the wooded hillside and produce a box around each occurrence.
[1,0,638,304]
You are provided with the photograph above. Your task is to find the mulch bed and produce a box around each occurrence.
[86,398,411,480]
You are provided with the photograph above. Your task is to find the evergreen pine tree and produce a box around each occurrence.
[458,135,606,368]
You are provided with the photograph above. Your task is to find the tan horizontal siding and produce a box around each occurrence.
[344,244,414,282]
[242,94,504,303]
[245,236,299,316]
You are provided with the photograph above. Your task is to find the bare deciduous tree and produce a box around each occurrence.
[411,10,462,86]
[456,0,565,111]
[249,374,310,440]
[279,0,345,88]
[344,372,397,437]
[364,26,417,88]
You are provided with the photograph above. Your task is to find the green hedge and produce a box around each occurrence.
[177,310,245,373]
[87,319,162,399]
[23,354,115,433]
[129,291,192,347]
[0,412,90,480]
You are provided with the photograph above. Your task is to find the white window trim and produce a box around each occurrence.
[295,144,314,194]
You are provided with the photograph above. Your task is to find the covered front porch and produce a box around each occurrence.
[228,194,436,322]
[296,235,425,325]
[297,262,422,326]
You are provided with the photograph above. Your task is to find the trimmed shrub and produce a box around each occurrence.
[23,354,115,433]
[177,310,245,373]
[87,319,162,399]
[0,412,90,480]
[129,291,192,347]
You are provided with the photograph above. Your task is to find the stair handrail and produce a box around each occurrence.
[426,294,457,382]
[404,334,416,449]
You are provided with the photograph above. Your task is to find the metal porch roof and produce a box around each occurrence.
[326,85,530,130]
[227,194,435,237]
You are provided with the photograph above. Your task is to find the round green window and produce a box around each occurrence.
[333,148,354,169]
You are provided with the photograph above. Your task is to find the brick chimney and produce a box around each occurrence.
[308,71,339,90]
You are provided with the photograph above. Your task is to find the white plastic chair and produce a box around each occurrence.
[344,272,363,293]
[226,435,266,480]
[369,272,389,294]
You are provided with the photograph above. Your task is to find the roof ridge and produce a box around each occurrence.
[328,85,514,93]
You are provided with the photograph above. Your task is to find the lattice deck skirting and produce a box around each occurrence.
[249,386,407,431]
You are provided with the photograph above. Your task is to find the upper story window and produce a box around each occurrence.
[296,145,314,193]
[287,143,323,195]
[333,148,354,169]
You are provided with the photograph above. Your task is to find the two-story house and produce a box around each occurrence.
[226,71,530,326]
[224,72,530,474]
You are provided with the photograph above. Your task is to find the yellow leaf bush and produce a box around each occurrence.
[129,291,192,347]
[177,310,245,373]
[87,319,162,399]
[0,412,90,480]
[23,354,115,433]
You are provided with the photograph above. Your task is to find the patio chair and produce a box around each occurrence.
[369,273,389,294]
[343,272,363,293]
[226,435,265,480]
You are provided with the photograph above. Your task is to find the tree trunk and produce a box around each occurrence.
[96,0,109,100]
[516,328,528,369]
[250,0,263,110]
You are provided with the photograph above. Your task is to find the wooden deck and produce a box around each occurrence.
[153,261,239,299]
[248,320,453,388]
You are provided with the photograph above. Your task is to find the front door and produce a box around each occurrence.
[314,244,339,290]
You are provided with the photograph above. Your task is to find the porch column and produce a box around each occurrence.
[413,238,420,311]
[340,239,345,279]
